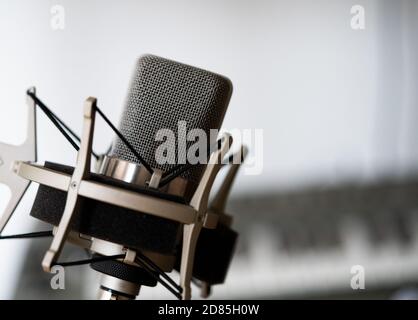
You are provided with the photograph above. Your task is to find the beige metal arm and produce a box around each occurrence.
[0,87,37,234]
[178,133,233,300]
[42,97,96,272]
[211,145,248,226]
[199,145,247,298]
[15,162,198,224]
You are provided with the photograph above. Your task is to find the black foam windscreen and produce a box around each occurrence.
[30,162,184,254]
[110,54,233,186]
[175,223,238,285]
[193,225,238,285]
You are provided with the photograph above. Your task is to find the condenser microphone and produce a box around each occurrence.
[3,54,244,300]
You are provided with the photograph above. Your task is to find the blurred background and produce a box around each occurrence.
[1,0,418,299]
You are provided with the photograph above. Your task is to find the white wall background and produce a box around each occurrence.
[0,0,417,298]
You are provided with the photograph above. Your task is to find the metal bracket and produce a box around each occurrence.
[10,94,237,300]
[210,145,248,226]
[15,161,198,224]
[199,144,247,298]
[0,87,37,234]
[178,133,233,300]
[42,97,96,272]
[148,169,163,189]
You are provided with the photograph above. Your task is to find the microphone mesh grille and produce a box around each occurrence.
[110,54,232,185]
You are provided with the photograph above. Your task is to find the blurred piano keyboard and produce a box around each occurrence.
[13,177,418,299]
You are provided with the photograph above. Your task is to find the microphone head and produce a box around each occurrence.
[109,54,233,190]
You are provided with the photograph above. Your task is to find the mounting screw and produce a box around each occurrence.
[71,181,77,189]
